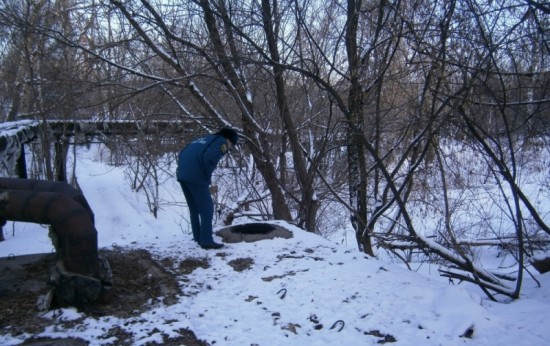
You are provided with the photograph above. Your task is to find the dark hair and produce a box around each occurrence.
[216,127,239,145]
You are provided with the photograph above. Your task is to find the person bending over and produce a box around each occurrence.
[176,127,238,249]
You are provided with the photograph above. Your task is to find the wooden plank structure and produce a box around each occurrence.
[0,119,198,179]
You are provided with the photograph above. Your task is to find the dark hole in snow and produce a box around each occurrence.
[216,223,293,243]
[230,223,275,234]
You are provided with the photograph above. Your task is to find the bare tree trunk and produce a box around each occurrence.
[260,0,318,231]
[345,0,373,255]
[54,137,69,182]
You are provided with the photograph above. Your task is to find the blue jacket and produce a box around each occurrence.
[177,134,228,185]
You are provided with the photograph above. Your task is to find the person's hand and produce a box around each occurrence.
[210,185,218,194]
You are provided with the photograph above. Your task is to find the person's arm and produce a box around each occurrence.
[202,136,227,180]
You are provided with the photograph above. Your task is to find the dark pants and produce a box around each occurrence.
[179,181,215,245]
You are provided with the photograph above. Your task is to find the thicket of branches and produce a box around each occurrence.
[0,0,549,300]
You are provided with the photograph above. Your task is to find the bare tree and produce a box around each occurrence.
[0,0,102,180]
[373,0,550,299]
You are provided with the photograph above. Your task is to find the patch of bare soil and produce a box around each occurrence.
[0,248,210,346]
[179,256,210,274]
[0,254,53,338]
[227,257,254,272]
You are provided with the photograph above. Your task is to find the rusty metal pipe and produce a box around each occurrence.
[0,189,99,278]
[0,177,95,224]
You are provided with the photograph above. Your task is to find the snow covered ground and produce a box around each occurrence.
[1,144,549,345]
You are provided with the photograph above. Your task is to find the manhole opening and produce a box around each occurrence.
[230,223,275,234]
